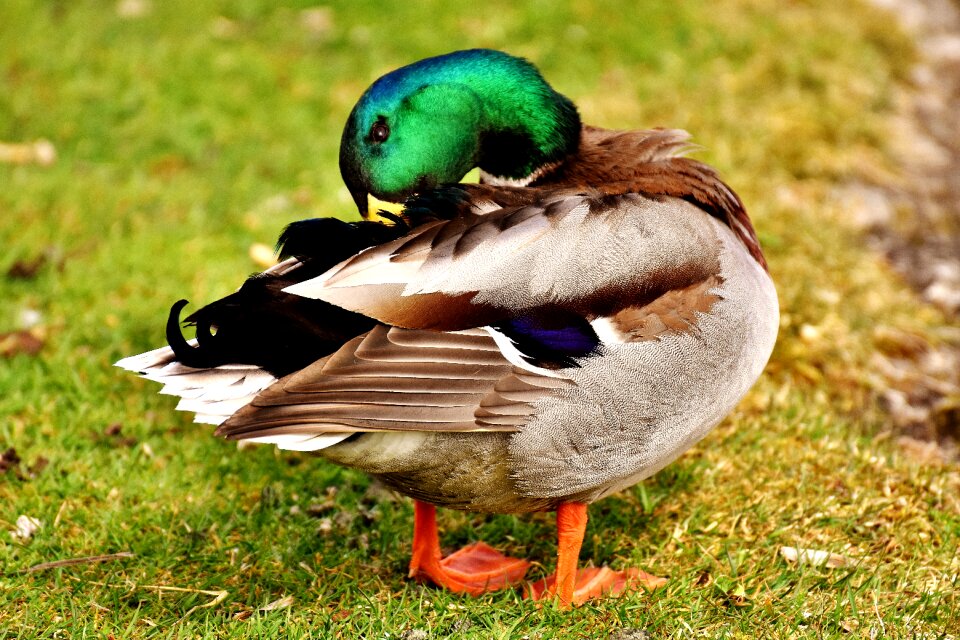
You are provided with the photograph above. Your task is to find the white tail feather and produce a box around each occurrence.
[193,413,232,426]
[118,345,350,447]
[175,395,258,416]
[243,433,352,451]
[119,346,274,417]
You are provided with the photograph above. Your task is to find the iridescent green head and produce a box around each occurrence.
[339,49,581,215]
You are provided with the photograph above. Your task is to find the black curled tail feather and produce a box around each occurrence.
[166,299,221,369]
[166,275,379,378]
[163,203,480,377]
[163,216,429,378]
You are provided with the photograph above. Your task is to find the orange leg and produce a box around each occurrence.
[408,501,530,595]
[528,502,668,607]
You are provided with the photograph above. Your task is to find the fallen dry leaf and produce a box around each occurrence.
[799,324,822,343]
[101,423,138,448]
[258,595,294,613]
[248,243,277,269]
[25,456,48,479]
[299,7,333,37]
[1,447,21,474]
[316,518,333,535]
[6,257,46,279]
[306,501,336,517]
[780,546,853,568]
[0,448,47,481]
[0,140,56,166]
[873,326,929,359]
[11,515,42,542]
[897,436,950,465]
[0,328,45,358]
[18,308,44,329]
[116,0,151,18]
[210,16,240,39]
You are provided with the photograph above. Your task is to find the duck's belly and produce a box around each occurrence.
[323,221,778,514]
[323,431,558,513]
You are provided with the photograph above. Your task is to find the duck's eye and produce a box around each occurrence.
[370,121,390,143]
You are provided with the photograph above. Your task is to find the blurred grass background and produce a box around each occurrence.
[1,0,958,638]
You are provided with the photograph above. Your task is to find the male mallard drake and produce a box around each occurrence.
[117,49,778,606]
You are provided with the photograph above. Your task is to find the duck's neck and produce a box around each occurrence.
[424,50,582,181]
[473,87,581,182]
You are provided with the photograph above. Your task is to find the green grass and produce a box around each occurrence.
[2,0,958,637]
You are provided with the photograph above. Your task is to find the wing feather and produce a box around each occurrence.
[283,189,725,335]
[217,325,572,442]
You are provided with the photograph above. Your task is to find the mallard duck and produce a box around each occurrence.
[117,49,778,606]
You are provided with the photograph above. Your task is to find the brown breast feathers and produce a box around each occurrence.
[533,126,767,270]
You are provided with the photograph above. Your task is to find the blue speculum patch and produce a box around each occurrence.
[494,311,601,368]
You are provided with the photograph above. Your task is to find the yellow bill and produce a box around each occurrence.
[366,194,406,223]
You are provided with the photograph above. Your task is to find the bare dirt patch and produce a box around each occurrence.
[852,0,960,455]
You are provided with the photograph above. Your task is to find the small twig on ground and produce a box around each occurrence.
[53,500,69,528]
[19,551,135,574]
[172,587,229,622]
[74,578,230,622]
[258,595,294,613]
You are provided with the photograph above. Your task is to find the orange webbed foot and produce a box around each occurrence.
[525,502,667,607]
[408,502,530,595]
[410,540,531,595]
[527,566,667,605]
